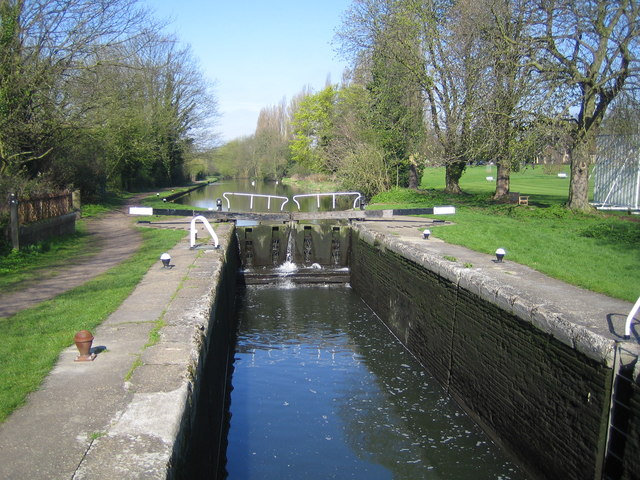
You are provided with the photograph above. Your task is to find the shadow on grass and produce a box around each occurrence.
[0,230,95,293]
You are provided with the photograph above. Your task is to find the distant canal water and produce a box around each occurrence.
[174,179,358,212]
[224,285,526,480]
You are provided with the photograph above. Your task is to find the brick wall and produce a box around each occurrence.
[350,232,614,480]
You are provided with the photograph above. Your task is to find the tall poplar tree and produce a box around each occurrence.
[366,3,427,189]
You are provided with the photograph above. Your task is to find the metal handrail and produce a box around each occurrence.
[190,215,219,248]
[624,296,640,339]
[222,192,289,211]
[292,192,362,210]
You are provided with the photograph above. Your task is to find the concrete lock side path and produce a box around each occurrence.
[0,218,231,480]
[0,214,637,479]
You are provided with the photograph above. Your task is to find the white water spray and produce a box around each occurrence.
[277,224,298,275]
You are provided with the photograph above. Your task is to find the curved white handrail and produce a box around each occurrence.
[190,215,219,248]
[292,192,362,210]
[222,192,289,211]
[624,296,640,339]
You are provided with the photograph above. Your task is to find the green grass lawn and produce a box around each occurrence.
[372,168,639,303]
[421,164,585,205]
[1,195,129,293]
[0,227,186,423]
[0,226,97,293]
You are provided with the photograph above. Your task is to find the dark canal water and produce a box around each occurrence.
[224,285,526,479]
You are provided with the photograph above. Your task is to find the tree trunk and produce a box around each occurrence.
[567,155,592,211]
[444,160,465,194]
[567,137,595,211]
[493,161,511,199]
[408,155,419,189]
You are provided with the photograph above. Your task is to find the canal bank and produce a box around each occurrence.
[0,221,238,480]
[0,217,637,479]
[349,218,639,480]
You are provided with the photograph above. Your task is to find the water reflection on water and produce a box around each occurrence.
[225,285,526,480]
[174,179,357,212]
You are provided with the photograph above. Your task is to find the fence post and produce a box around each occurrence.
[9,193,19,250]
[72,189,81,211]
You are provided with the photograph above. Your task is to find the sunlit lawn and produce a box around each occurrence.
[0,225,96,293]
[420,164,587,205]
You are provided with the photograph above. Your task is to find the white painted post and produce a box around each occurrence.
[190,215,219,248]
[9,193,19,250]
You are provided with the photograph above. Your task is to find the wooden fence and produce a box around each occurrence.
[17,191,73,224]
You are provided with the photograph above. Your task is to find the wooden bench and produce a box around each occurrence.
[507,192,529,206]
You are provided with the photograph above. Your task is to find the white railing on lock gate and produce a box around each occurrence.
[292,192,363,211]
[222,192,289,211]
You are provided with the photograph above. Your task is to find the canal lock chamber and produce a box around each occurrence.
[171,222,637,480]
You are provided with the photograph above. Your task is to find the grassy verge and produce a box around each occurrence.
[0,227,187,423]
[0,227,97,293]
[283,174,338,192]
[371,187,639,303]
[81,191,129,218]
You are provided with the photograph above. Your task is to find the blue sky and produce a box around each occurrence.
[143,0,352,143]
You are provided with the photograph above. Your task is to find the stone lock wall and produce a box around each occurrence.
[349,229,615,480]
[621,380,640,479]
[167,231,240,479]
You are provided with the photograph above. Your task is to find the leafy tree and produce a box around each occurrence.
[0,0,157,179]
[417,0,492,193]
[0,0,217,199]
[531,0,640,210]
[338,0,487,194]
[324,83,393,196]
[477,0,543,199]
[0,0,56,177]
[290,86,339,173]
[365,5,427,189]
